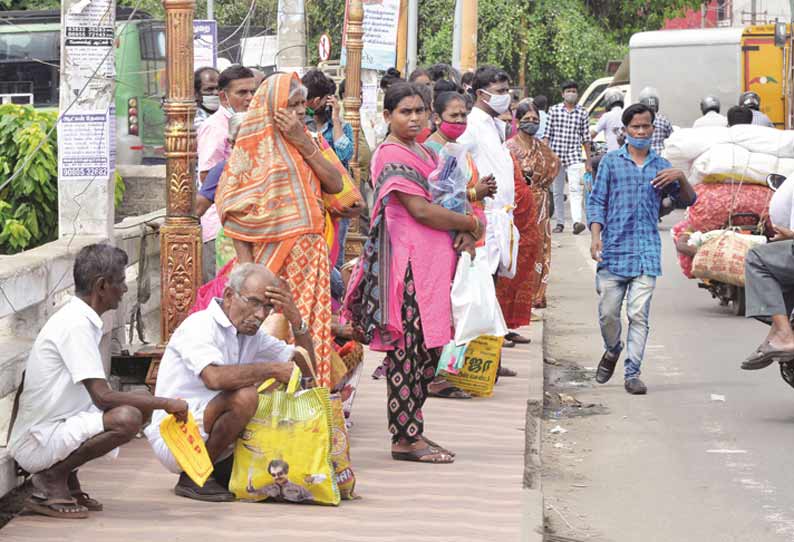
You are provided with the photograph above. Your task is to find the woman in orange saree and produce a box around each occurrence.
[217,72,343,388]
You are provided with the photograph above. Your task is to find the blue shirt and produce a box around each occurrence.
[319,120,354,169]
[587,145,693,277]
[199,160,225,202]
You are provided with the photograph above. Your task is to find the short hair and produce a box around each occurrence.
[409,67,431,82]
[194,66,219,94]
[415,83,432,109]
[434,90,466,116]
[561,80,578,92]
[515,99,539,121]
[428,63,456,82]
[218,65,255,90]
[268,459,289,475]
[622,103,656,126]
[461,71,475,87]
[227,262,268,293]
[301,69,336,101]
[727,105,753,126]
[471,65,510,92]
[383,82,425,113]
[73,244,128,296]
[433,79,459,95]
[534,95,549,111]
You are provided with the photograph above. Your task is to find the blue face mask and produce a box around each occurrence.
[626,134,652,150]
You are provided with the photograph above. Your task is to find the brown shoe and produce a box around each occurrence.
[624,378,647,395]
[573,222,586,235]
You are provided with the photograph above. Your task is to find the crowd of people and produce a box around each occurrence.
[8,59,709,517]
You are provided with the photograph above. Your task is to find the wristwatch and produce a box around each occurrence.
[293,320,309,336]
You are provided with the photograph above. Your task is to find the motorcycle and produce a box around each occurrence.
[696,173,786,316]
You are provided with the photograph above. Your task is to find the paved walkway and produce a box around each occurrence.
[2,325,541,541]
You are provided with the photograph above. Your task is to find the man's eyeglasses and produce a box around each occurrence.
[235,292,274,314]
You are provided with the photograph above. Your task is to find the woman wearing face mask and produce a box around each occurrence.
[344,82,483,463]
[496,100,560,328]
[424,90,496,399]
[216,72,344,389]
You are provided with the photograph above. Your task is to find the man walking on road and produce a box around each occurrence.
[587,103,696,395]
[545,80,592,235]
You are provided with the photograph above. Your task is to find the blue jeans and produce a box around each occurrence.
[595,268,656,379]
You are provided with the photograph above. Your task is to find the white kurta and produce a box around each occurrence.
[459,107,519,277]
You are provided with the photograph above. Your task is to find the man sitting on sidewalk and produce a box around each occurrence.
[8,244,189,519]
[145,263,316,502]
[587,103,696,395]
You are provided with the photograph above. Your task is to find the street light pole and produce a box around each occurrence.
[160,0,201,342]
[342,0,364,260]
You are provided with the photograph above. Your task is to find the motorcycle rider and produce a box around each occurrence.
[739,91,775,128]
[693,95,727,128]
[591,88,625,152]
[741,175,794,370]
[638,87,673,155]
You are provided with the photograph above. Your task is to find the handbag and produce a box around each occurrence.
[318,142,363,214]
[229,364,340,505]
[451,252,508,345]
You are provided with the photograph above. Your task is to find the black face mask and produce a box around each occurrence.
[519,120,540,136]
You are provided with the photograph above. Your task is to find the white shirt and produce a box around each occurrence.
[692,111,728,129]
[146,299,294,431]
[8,297,106,454]
[770,176,794,230]
[459,107,518,276]
[593,105,625,151]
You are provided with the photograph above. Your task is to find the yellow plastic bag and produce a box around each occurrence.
[159,412,214,487]
[329,394,357,500]
[230,367,340,505]
[443,335,503,397]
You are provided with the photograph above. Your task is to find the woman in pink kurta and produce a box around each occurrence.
[344,83,483,464]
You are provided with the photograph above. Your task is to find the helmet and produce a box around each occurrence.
[604,89,624,110]
[700,95,720,115]
[638,86,660,112]
[739,91,761,110]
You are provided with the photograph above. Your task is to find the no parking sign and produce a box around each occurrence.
[318,33,331,61]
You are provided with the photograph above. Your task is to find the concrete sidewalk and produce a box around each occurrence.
[2,325,543,542]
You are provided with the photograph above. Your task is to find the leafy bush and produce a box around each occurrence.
[0,105,58,254]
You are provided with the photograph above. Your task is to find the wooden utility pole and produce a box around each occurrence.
[160,0,200,341]
[396,0,408,75]
[460,0,478,72]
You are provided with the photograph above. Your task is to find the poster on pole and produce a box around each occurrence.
[341,0,400,71]
[194,20,218,69]
[58,0,116,183]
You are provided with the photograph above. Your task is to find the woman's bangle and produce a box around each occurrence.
[303,145,319,160]
[469,215,480,238]
[468,188,477,202]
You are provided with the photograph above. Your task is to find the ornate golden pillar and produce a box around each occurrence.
[160,0,200,341]
[343,0,366,260]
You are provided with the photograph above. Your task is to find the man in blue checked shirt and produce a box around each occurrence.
[587,103,696,395]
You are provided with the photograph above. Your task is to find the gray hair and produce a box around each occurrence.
[73,243,128,296]
[227,262,269,292]
[288,79,308,101]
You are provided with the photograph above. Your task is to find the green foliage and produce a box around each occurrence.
[305,0,346,66]
[0,105,58,254]
[114,171,126,208]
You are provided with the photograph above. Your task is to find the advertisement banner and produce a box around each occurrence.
[342,0,400,72]
[194,20,218,69]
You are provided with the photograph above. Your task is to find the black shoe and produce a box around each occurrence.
[212,455,234,490]
[174,473,235,502]
[553,224,564,233]
[624,378,647,395]
[503,339,516,348]
[572,222,586,235]
[505,331,531,344]
[595,350,619,384]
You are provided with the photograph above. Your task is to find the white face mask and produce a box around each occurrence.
[482,90,511,115]
[201,94,220,112]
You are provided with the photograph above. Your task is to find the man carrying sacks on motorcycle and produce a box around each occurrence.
[741,174,794,370]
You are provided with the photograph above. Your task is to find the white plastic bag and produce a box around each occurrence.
[450,252,508,345]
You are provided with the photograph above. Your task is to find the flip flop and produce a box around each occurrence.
[71,491,103,512]
[741,343,794,370]
[421,436,456,458]
[498,366,518,377]
[391,445,454,464]
[24,496,89,519]
[428,383,472,399]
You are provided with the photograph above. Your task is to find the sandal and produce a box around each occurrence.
[24,496,89,519]
[71,491,103,512]
[428,378,471,399]
[498,366,518,377]
[391,444,454,464]
[742,342,794,370]
[421,436,456,458]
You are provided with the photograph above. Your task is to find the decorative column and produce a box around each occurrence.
[460,0,478,72]
[160,0,201,342]
[343,0,365,260]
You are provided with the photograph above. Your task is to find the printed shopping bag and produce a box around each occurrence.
[160,412,213,487]
[229,367,340,505]
[443,335,504,397]
[329,394,357,500]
